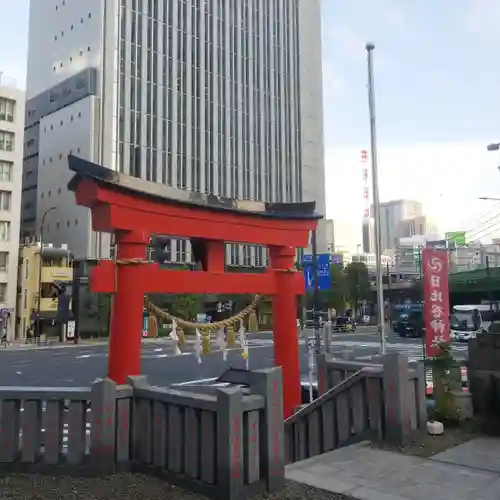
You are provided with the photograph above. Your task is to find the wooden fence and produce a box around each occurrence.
[284,352,427,464]
[0,367,285,500]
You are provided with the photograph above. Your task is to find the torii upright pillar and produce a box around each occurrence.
[270,245,302,417]
[107,229,150,384]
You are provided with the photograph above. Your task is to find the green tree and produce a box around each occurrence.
[171,294,202,321]
[323,263,348,312]
[345,262,370,311]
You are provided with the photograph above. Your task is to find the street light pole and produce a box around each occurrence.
[36,207,56,340]
[366,42,386,354]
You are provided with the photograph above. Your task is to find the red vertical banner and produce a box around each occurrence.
[422,248,450,357]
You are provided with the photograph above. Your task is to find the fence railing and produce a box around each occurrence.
[284,367,384,464]
[316,352,427,447]
[0,367,285,500]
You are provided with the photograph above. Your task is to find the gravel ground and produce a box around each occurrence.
[370,422,481,458]
[0,474,356,500]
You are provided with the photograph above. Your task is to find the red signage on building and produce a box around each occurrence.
[422,248,450,357]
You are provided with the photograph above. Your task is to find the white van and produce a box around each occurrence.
[450,305,491,342]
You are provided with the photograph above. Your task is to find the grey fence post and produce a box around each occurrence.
[382,353,411,445]
[316,353,328,395]
[249,367,285,493]
[126,375,149,461]
[115,386,133,464]
[0,399,21,462]
[216,387,244,500]
[415,361,428,431]
[90,378,117,470]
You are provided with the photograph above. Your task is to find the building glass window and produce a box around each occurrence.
[0,162,12,181]
[0,251,8,271]
[0,131,14,151]
[0,98,15,122]
[0,221,10,241]
[0,191,11,211]
[0,283,6,302]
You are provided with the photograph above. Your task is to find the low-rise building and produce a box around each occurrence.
[450,243,500,273]
[0,79,24,341]
[16,243,73,340]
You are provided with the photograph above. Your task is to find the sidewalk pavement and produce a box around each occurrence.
[286,439,500,500]
[4,337,173,350]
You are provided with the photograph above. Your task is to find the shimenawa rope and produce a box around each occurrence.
[110,257,262,331]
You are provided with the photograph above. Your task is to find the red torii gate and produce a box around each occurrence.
[68,156,320,417]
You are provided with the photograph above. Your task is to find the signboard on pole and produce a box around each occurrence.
[445,231,467,247]
[66,320,75,340]
[331,253,343,265]
[422,248,450,357]
[302,254,331,291]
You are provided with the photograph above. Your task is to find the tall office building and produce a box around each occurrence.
[378,199,423,252]
[22,0,325,261]
[0,79,24,340]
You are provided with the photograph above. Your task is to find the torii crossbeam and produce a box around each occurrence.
[67,156,320,417]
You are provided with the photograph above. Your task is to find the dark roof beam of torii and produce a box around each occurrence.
[67,155,320,249]
[67,155,321,221]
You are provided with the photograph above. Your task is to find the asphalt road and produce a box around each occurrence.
[0,330,469,387]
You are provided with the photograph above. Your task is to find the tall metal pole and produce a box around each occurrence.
[36,207,56,341]
[366,43,386,354]
[311,229,321,353]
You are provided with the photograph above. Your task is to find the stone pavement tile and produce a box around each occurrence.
[431,437,500,474]
[285,468,357,494]
[392,461,500,500]
[348,486,408,500]
[286,441,500,500]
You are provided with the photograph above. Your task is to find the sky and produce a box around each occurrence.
[323,0,500,249]
[1,0,500,250]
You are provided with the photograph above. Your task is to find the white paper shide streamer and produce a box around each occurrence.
[193,329,203,364]
[239,322,249,369]
[216,327,228,361]
[169,320,182,356]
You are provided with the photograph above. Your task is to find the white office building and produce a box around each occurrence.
[22,0,326,263]
[0,79,24,340]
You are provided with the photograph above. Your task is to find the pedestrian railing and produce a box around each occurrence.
[284,368,384,464]
[316,352,427,447]
[0,367,285,500]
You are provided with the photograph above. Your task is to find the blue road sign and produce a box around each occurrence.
[302,254,331,291]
